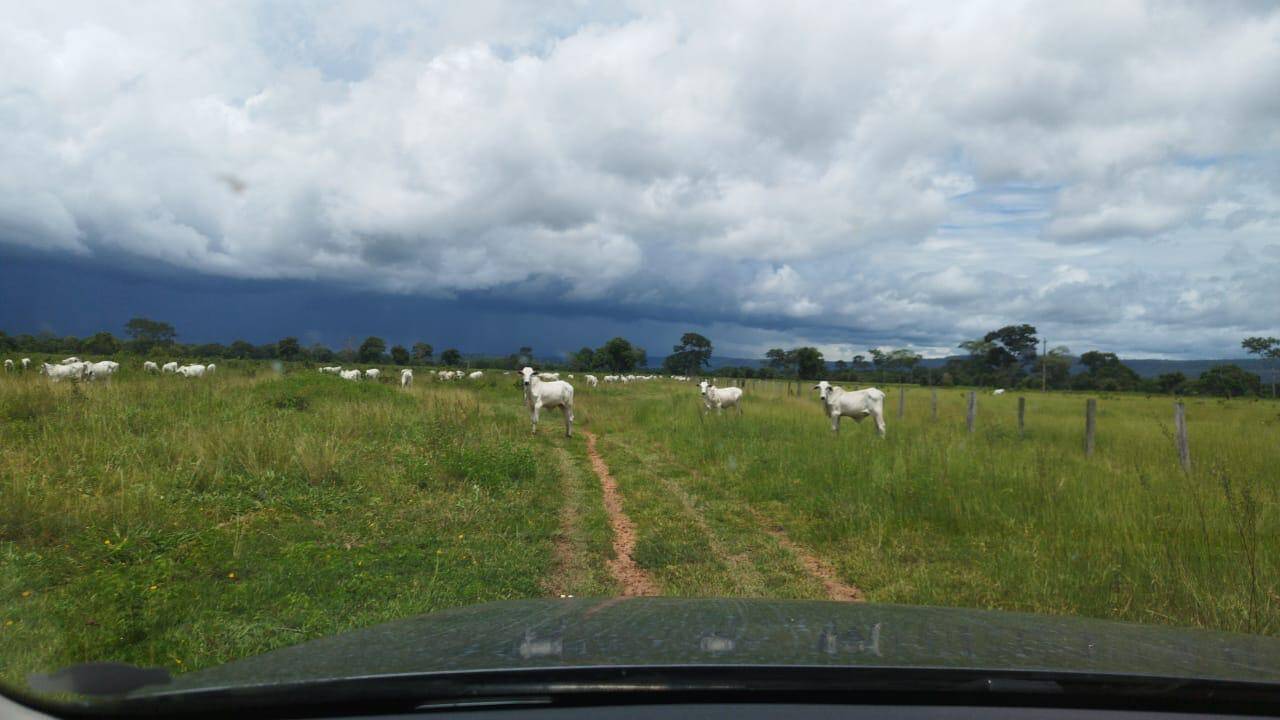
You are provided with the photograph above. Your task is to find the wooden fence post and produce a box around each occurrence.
[1085,398,1097,457]
[1174,402,1191,472]
[1017,397,1026,435]
[931,388,938,421]
[898,386,905,420]
[966,391,976,433]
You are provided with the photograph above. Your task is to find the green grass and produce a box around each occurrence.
[1,368,1277,691]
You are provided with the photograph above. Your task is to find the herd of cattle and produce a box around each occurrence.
[2,356,217,381]
[6,355,979,439]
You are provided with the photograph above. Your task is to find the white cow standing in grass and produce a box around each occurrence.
[177,364,206,378]
[86,360,120,381]
[520,366,574,437]
[585,374,598,387]
[469,370,484,380]
[340,369,361,381]
[365,368,381,380]
[813,381,887,437]
[21,358,31,370]
[162,362,178,374]
[401,368,413,388]
[992,388,1005,395]
[698,380,743,415]
[143,361,159,374]
[3,359,12,372]
[41,362,86,382]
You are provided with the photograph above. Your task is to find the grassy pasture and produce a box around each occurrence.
[0,365,1277,690]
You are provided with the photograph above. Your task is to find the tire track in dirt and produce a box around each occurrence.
[753,511,864,602]
[582,431,658,597]
[542,447,583,598]
[618,446,767,596]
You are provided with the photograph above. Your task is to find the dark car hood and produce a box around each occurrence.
[152,598,1280,695]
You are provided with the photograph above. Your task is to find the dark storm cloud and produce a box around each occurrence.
[2,1,1279,358]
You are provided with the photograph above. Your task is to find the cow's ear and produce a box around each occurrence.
[812,384,820,389]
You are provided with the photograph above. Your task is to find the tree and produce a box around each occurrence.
[1196,364,1262,398]
[666,332,713,376]
[440,348,462,366]
[124,317,176,352]
[309,343,336,362]
[412,342,434,363]
[765,348,789,373]
[884,348,922,373]
[358,336,387,363]
[229,340,254,359]
[793,347,825,380]
[390,345,410,365]
[1154,372,1187,394]
[517,346,534,365]
[1032,345,1073,390]
[277,337,302,361]
[1241,336,1280,398]
[571,346,596,371]
[834,359,848,373]
[598,337,641,373]
[83,331,121,355]
[1077,351,1141,391]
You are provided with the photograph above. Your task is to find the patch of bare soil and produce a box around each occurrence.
[582,431,658,597]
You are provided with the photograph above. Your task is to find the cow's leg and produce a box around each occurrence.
[531,402,542,434]
[564,402,573,437]
[831,412,840,433]
[874,410,886,438]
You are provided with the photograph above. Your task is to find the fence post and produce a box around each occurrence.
[898,386,905,420]
[1017,397,1026,435]
[1174,402,1191,472]
[1085,398,1097,457]
[931,388,938,421]
[966,391,976,433]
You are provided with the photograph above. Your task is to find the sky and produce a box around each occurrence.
[2,1,1278,360]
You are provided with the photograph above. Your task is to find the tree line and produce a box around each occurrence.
[2,319,1274,398]
[710,324,1277,399]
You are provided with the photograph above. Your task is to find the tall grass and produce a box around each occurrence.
[582,380,1279,635]
[0,371,560,686]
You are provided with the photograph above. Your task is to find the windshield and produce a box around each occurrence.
[1,1,1278,712]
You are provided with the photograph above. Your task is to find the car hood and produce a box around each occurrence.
[151,597,1280,694]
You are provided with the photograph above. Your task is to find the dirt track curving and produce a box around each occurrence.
[758,515,863,602]
[581,431,658,596]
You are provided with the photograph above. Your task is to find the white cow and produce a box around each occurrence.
[177,364,206,378]
[206,364,217,374]
[992,388,1005,395]
[401,368,413,388]
[320,366,342,374]
[538,372,560,381]
[585,374,599,387]
[162,362,179,374]
[42,362,87,382]
[86,360,120,381]
[340,369,361,381]
[698,380,743,415]
[60,356,82,365]
[813,383,886,436]
[520,366,574,437]
[21,358,31,370]
[365,368,381,380]
[143,361,159,374]
[469,370,484,380]
[3,359,12,372]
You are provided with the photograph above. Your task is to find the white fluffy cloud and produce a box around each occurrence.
[3,1,1279,357]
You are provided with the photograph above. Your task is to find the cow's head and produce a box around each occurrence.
[520,366,536,388]
[813,380,832,401]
